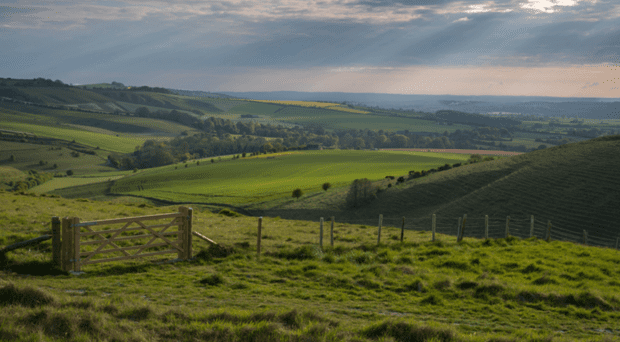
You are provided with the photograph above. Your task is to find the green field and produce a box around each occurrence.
[0,192,619,341]
[108,150,473,208]
[0,121,151,153]
[0,141,114,175]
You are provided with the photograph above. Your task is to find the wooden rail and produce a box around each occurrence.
[53,207,195,272]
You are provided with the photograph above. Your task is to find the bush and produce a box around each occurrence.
[211,159,214,163]
[452,163,462,168]
[292,188,303,200]
[66,170,73,176]
[218,208,243,217]
[322,182,331,191]
[52,163,58,169]
[9,155,15,162]
[396,176,405,183]
[242,152,246,158]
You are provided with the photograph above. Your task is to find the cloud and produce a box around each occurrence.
[453,16,470,22]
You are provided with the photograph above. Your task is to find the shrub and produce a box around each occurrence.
[322,182,331,191]
[211,158,214,163]
[196,161,200,165]
[242,152,246,157]
[292,188,303,199]
[9,154,16,162]
[218,208,243,217]
[39,160,45,166]
[387,183,392,188]
[133,168,137,173]
[52,163,58,169]
[452,163,462,167]
[66,170,73,176]
[396,176,405,183]
[385,176,395,180]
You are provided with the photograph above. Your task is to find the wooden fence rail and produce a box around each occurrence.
[53,207,193,272]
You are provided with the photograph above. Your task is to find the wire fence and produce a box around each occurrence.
[307,214,620,250]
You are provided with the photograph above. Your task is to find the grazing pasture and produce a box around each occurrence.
[109,150,473,208]
[0,191,618,341]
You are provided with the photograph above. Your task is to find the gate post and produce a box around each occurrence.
[61,217,72,272]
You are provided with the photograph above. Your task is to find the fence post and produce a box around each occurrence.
[52,217,61,269]
[458,214,467,242]
[583,230,588,246]
[61,217,72,272]
[432,214,436,242]
[72,217,81,272]
[330,217,334,247]
[257,217,262,259]
[187,207,193,259]
[484,215,489,239]
[546,220,551,242]
[530,215,534,238]
[320,217,324,249]
[400,217,405,243]
[377,214,383,245]
[456,217,462,242]
[505,216,510,238]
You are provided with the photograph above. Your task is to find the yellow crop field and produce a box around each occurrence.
[248,100,370,114]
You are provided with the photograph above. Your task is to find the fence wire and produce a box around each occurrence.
[314,214,619,249]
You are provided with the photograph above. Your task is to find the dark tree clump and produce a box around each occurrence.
[292,188,303,200]
[322,182,331,191]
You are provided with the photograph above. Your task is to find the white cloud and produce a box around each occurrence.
[520,0,585,14]
[453,16,470,22]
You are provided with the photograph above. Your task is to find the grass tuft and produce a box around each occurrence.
[362,320,456,342]
[0,283,56,307]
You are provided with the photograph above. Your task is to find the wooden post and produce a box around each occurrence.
[330,217,334,247]
[484,215,489,240]
[458,214,467,242]
[52,217,61,268]
[400,217,405,243]
[178,207,187,260]
[319,217,324,249]
[61,217,72,272]
[505,216,510,238]
[377,214,383,245]
[432,214,436,242]
[583,230,587,246]
[546,220,551,242]
[187,207,193,259]
[257,217,262,259]
[456,217,462,242]
[72,217,81,272]
[530,215,534,238]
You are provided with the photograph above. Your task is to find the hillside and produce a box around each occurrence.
[0,191,619,341]
[272,135,620,247]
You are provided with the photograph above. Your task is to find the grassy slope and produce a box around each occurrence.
[0,192,619,341]
[277,135,620,246]
[108,150,472,208]
[0,141,114,175]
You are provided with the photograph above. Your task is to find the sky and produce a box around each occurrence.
[1,0,619,97]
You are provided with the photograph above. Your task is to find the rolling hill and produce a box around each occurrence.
[268,135,620,247]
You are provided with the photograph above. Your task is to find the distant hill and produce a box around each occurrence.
[221,91,620,120]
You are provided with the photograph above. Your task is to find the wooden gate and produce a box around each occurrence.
[56,206,193,272]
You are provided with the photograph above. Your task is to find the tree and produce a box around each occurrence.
[211,158,215,163]
[9,155,15,162]
[66,170,73,176]
[345,178,375,208]
[322,182,331,191]
[292,188,303,200]
[53,163,58,169]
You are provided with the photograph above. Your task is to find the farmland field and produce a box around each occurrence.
[0,121,152,153]
[109,150,473,208]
